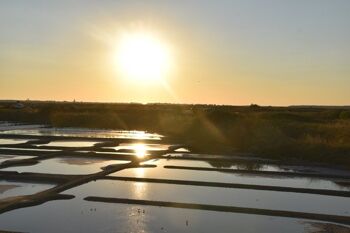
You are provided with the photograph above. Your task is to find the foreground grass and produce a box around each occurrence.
[1,101,350,167]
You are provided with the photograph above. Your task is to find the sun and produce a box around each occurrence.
[115,32,172,82]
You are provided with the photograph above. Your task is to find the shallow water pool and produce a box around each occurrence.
[0,197,345,233]
[2,157,130,175]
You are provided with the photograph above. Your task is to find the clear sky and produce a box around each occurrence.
[1,0,349,105]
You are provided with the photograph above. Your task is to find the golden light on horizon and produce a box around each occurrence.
[115,31,172,82]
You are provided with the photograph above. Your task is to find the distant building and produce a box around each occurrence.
[13,101,25,109]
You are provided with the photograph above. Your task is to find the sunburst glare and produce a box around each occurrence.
[115,31,172,82]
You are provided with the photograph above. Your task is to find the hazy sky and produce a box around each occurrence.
[1,0,350,105]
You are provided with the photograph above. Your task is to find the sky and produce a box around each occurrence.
[0,0,349,106]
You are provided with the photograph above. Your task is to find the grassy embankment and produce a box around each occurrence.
[1,101,350,166]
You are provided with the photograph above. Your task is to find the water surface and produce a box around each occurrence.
[0,181,54,200]
[39,141,102,148]
[105,143,170,152]
[0,147,61,152]
[0,198,343,233]
[64,180,350,216]
[0,128,162,140]
[0,122,46,132]
[2,157,130,175]
[142,159,285,172]
[0,139,29,145]
[0,154,36,164]
[111,166,350,191]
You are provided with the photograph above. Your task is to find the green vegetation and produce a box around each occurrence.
[1,101,350,166]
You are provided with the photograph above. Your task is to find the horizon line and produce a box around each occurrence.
[1,99,350,108]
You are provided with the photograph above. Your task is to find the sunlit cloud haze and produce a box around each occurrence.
[1,0,349,105]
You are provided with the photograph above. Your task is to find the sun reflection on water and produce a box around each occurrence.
[134,144,147,159]
[132,182,147,199]
[135,167,145,178]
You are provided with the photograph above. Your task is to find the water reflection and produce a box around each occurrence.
[0,184,19,194]
[0,154,36,164]
[304,222,350,233]
[0,181,54,200]
[0,123,46,132]
[174,148,190,152]
[135,167,146,178]
[112,166,350,191]
[39,141,101,148]
[0,147,60,152]
[134,144,147,159]
[0,199,320,233]
[125,206,149,233]
[2,157,130,175]
[58,157,108,166]
[110,143,170,159]
[0,139,29,145]
[142,159,284,172]
[109,143,169,155]
[204,160,350,179]
[0,128,162,140]
[207,161,264,170]
[66,180,350,217]
[132,182,148,199]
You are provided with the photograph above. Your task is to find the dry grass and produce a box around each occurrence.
[1,101,350,166]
